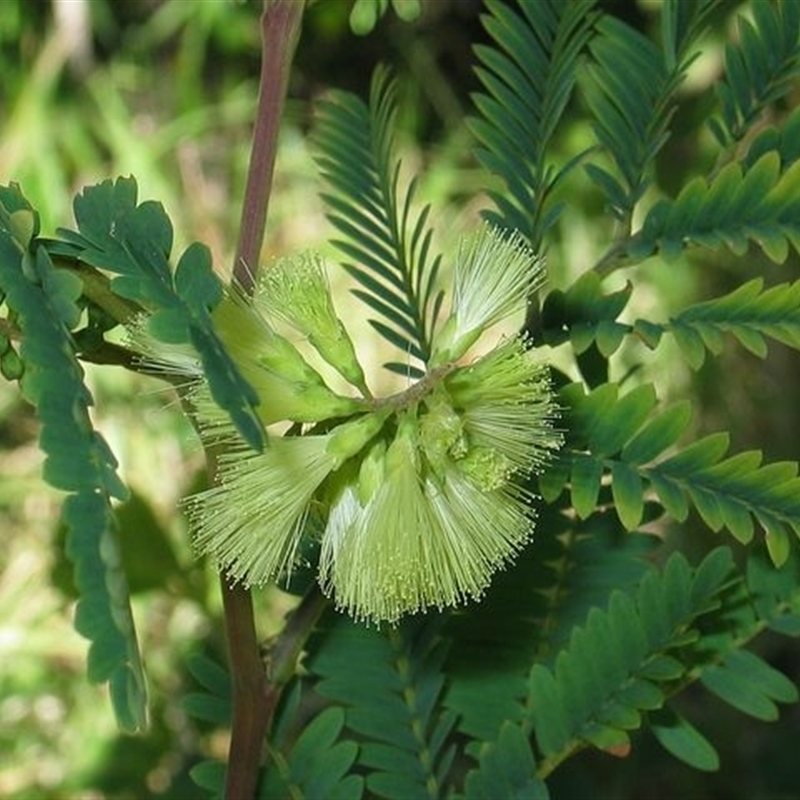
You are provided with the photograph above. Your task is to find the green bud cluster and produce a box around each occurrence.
[182,226,562,623]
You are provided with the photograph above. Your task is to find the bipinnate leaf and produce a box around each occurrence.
[709,0,800,147]
[462,722,549,800]
[528,550,735,766]
[55,176,263,450]
[0,185,146,732]
[558,382,800,563]
[629,153,800,264]
[313,67,443,372]
[582,0,715,221]
[471,0,597,247]
[261,706,363,800]
[648,278,800,369]
[307,614,456,799]
[542,273,800,372]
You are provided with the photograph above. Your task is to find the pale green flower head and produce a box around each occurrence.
[318,409,539,624]
[430,226,545,366]
[176,220,560,625]
[320,412,435,622]
[446,336,563,473]
[257,253,370,395]
[188,435,337,587]
[189,411,389,586]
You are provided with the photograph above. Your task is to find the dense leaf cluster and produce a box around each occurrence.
[2,0,800,796]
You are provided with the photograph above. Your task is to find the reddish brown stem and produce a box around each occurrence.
[221,581,275,800]
[233,0,303,294]
[221,2,304,798]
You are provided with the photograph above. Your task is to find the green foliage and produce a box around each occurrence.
[349,0,421,36]
[185,655,363,800]
[469,0,597,248]
[629,152,800,263]
[5,0,800,797]
[313,67,443,377]
[582,0,720,221]
[527,549,739,766]
[708,0,800,146]
[48,176,264,450]
[0,185,146,732]
[307,615,456,799]
[460,722,549,800]
[552,380,800,566]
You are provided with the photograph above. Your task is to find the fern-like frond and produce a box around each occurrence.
[660,0,724,72]
[558,382,800,566]
[582,1,715,221]
[540,270,632,356]
[442,495,658,749]
[184,658,364,799]
[633,277,800,369]
[628,152,800,263]
[313,67,442,376]
[0,186,146,732]
[261,698,363,800]
[541,271,800,370]
[307,614,456,800]
[529,549,737,768]
[49,176,263,450]
[708,0,800,147]
[533,507,662,655]
[470,0,597,248]
[646,435,800,565]
[743,104,800,170]
[529,541,800,773]
[458,722,549,800]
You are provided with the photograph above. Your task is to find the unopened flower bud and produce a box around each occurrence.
[258,253,370,395]
[326,409,391,467]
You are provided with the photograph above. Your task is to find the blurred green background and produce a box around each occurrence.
[1,0,799,798]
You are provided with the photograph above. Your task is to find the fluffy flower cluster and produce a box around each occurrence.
[185,228,561,623]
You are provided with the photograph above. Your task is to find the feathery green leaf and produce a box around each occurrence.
[637,279,800,368]
[582,0,714,220]
[529,550,736,768]
[471,0,597,246]
[558,382,800,562]
[308,614,456,799]
[0,184,146,732]
[629,153,800,263]
[710,0,800,146]
[52,176,263,450]
[314,67,442,370]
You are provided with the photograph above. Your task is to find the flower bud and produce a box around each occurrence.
[357,439,387,506]
[420,389,467,476]
[326,409,391,467]
[209,291,365,426]
[258,253,370,395]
